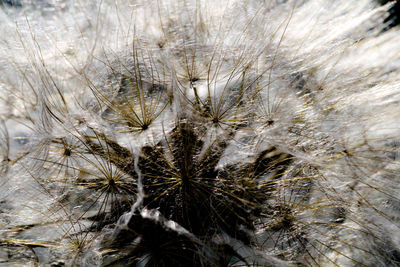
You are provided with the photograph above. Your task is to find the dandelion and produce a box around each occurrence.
[0,0,400,266]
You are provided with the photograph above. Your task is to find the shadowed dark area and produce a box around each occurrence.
[0,0,21,7]
[380,0,400,28]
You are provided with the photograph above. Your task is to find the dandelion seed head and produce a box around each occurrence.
[1,0,400,266]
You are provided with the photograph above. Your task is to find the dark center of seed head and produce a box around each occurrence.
[282,213,293,228]
[266,119,274,126]
[63,148,71,157]
[191,77,199,83]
